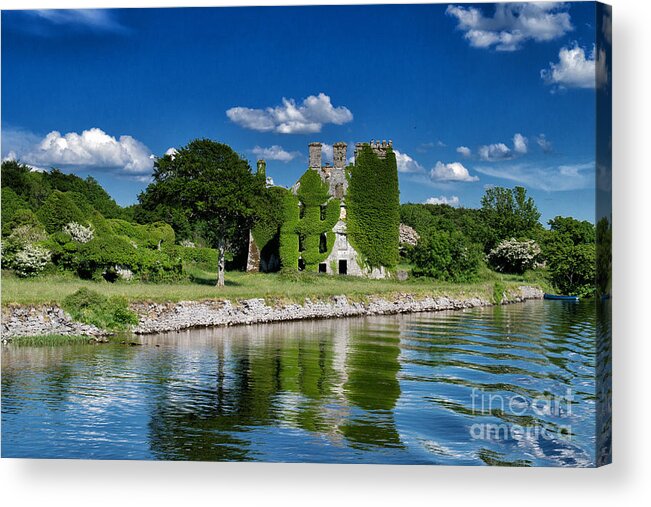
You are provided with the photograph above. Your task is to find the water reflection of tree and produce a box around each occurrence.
[147,321,347,461]
[595,299,612,465]
[341,320,403,449]
[148,341,255,461]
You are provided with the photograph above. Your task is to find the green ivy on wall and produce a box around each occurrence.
[251,186,287,252]
[346,145,400,269]
[279,169,340,271]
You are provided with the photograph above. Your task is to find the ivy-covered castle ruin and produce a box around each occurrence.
[247,140,400,277]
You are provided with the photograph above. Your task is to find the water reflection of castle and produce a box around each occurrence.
[144,317,402,460]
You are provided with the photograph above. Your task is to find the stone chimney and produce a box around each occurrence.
[308,142,322,169]
[333,142,347,169]
[256,159,266,177]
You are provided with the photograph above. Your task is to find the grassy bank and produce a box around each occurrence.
[1,267,549,306]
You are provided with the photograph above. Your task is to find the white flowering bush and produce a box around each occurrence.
[179,239,196,248]
[115,265,134,281]
[487,238,541,274]
[63,222,94,243]
[8,224,48,247]
[12,245,51,277]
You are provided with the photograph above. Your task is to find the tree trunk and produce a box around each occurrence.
[217,240,225,287]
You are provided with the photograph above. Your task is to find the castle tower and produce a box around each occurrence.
[256,159,266,177]
[309,142,322,169]
[354,140,393,160]
[333,142,347,169]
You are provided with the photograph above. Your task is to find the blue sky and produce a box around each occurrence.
[1,3,607,223]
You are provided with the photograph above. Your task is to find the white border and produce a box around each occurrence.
[1,1,650,505]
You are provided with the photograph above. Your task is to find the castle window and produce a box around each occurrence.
[320,204,326,221]
[298,234,305,252]
[299,202,305,219]
[318,263,327,273]
[319,233,327,253]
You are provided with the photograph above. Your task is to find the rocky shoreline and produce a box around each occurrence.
[2,286,543,341]
[1,305,107,341]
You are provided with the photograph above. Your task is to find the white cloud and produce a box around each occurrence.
[446,3,572,51]
[430,161,478,182]
[477,134,529,161]
[425,195,460,206]
[226,93,353,134]
[28,9,126,33]
[1,150,47,172]
[416,142,434,153]
[395,150,425,173]
[456,146,471,157]
[3,127,155,175]
[541,43,597,89]
[536,134,553,153]
[475,162,595,191]
[478,142,512,161]
[321,143,334,164]
[251,145,300,163]
[513,133,528,154]
[164,147,178,159]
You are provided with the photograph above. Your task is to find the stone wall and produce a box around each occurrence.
[2,305,108,341]
[131,286,543,334]
[1,287,544,339]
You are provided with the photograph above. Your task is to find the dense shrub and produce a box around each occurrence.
[62,288,138,330]
[36,191,89,233]
[107,219,175,248]
[75,235,182,281]
[347,145,400,268]
[8,222,48,247]
[411,231,483,282]
[1,187,31,233]
[487,238,541,274]
[3,208,43,234]
[166,244,218,267]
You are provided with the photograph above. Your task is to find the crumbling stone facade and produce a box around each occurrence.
[248,140,394,278]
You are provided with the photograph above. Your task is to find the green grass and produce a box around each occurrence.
[1,267,546,307]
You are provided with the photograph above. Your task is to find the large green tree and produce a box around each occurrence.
[480,186,542,250]
[140,139,264,286]
[541,216,596,297]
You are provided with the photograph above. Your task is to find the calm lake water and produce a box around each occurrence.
[1,300,611,466]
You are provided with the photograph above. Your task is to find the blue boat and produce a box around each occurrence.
[544,294,580,302]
